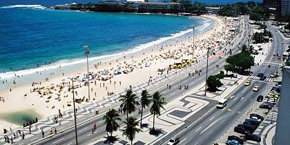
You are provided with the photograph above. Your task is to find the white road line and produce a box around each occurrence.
[209,116,215,121]
[179,138,187,144]
[196,127,202,132]
[240,97,244,101]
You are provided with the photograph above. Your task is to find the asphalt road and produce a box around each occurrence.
[170,21,286,145]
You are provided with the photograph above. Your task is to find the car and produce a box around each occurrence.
[245,133,261,142]
[253,85,259,92]
[250,113,264,121]
[234,126,248,134]
[244,80,251,86]
[167,138,180,145]
[226,139,241,145]
[259,103,273,109]
[244,118,261,126]
[228,135,245,144]
[237,124,255,133]
[257,95,263,102]
[270,73,279,78]
[216,98,227,109]
[257,73,264,78]
[260,76,266,81]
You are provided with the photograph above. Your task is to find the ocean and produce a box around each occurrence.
[0,4,208,79]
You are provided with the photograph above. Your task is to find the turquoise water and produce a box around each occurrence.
[0,6,204,73]
[0,110,41,125]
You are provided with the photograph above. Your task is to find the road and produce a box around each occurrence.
[170,21,286,145]
[15,16,248,145]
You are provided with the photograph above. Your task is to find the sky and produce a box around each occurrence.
[196,0,262,5]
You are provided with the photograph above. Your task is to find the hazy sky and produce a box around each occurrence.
[196,0,262,4]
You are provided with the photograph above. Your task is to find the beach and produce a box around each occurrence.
[0,14,238,133]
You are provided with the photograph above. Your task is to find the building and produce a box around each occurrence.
[263,0,281,15]
[275,66,290,145]
[281,0,290,15]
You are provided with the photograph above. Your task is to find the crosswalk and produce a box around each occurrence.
[262,61,282,66]
[248,76,274,82]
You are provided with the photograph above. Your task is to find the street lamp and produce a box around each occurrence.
[192,26,195,61]
[70,77,79,145]
[84,45,91,101]
[205,47,210,96]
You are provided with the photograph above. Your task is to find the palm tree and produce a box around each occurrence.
[119,89,139,121]
[150,91,166,130]
[122,117,140,145]
[140,90,152,127]
[103,109,121,137]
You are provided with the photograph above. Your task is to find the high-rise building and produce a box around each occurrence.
[275,66,290,145]
[263,0,281,15]
[281,0,290,15]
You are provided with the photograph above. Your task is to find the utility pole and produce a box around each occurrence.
[71,78,79,145]
[205,47,209,96]
[192,26,195,61]
[84,45,90,101]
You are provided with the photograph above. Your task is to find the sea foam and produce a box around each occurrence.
[0,5,46,9]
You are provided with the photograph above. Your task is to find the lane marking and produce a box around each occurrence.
[209,116,215,121]
[196,127,202,132]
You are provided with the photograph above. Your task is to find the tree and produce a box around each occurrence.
[120,89,140,121]
[224,64,235,74]
[206,75,223,92]
[216,70,225,79]
[103,109,121,137]
[150,91,166,131]
[122,117,141,145]
[285,23,290,31]
[140,90,152,127]
[241,45,253,54]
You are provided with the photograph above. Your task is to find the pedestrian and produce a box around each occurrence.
[54,128,57,134]
[41,129,44,138]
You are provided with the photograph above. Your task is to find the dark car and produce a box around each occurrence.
[228,135,245,144]
[244,119,261,126]
[257,73,264,77]
[234,126,248,134]
[245,133,261,142]
[260,76,266,80]
[226,140,241,145]
[257,95,263,102]
[250,113,264,121]
[259,102,273,109]
[237,124,255,133]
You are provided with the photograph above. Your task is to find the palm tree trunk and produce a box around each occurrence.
[127,111,129,121]
[131,140,133,145]
[153,113,155,130]
[140,107,143,127]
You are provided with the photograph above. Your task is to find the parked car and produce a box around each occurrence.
[244,119,261,126]
[257,95,263,102]
[226,139,241,145]
[259,102,274,109]
[228,135,245,144]
[250,113,264,121]
[234,126,248,134]
[237,124,255,133]
[167,138,180,145]
[245,133,261,142]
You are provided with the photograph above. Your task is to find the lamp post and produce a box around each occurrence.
[205,47,210,96]
[84,45,90,101]
[192,26,195,61]
[70,77,79,145]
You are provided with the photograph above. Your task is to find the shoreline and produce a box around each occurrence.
[0,14,234,132]
[0,16,211,90]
